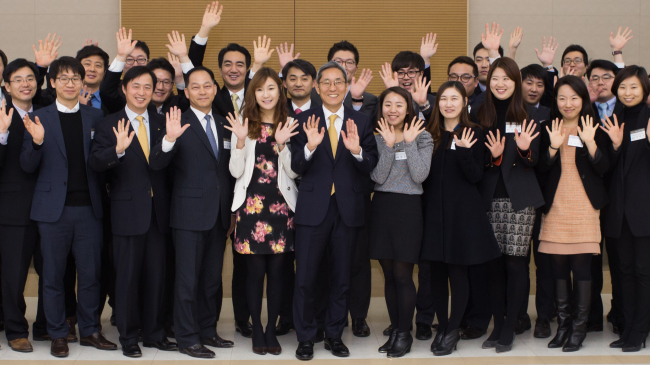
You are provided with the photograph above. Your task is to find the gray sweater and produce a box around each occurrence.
[371,131,434,195]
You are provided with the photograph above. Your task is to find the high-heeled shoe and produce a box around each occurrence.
[622,331,648,352]
[563,281,590,352]
[548,279,572,349]
[433,328,460,356]
[379,329,397,353]
[496,334,514,353]
[430,326,446,353]
[387,332,412,358]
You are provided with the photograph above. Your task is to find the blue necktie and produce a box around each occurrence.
[204,115,219,159]
[597,103,609,124]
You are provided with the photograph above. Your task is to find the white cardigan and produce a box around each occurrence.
[229,127,299,212]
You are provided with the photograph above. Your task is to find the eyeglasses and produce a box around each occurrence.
[590,74,615,83]
[126,57,148,65]
[397,70,421,79]
[57,76,83,85]
[157,80,173,87]
[319,80,346,88]
[10,76,36,84]
[333,58,356,67]
[448,73,476,83]
[563,58,584,66]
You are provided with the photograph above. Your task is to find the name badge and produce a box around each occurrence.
[91,129,95,139]
[450,140,456,150]
[505,122,521,134]
[395,150,407,160]
[223,139,231,149]
[568,135,583,148]
[630,128,646,142]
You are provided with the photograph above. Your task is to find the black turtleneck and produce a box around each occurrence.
[493,97,512,199]
[624,102,644,130]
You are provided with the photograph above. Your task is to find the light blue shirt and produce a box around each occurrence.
[595,97,617,122]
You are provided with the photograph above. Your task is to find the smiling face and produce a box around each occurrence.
[255,77,280,112]
[617,76,644,107]
[522,76,545,105]
[219,51,247,92]
[50,68,83,104]
[474,48,490,84]
[562,51,587,78]
[490,67,515,100]
[438,87,465,120]
[283,66,313,100]
[152,68,173,106]
[449,62,478,96]
[381,92,408,128]
[316,67,348,110]
[184,70,217,113]
[123,73,153,114]
[556,84,582,121]
[396,66,422,92]
[4,66,37,104]
[124,47,147,73]
[331,50,357,83]
[80,55,105,88]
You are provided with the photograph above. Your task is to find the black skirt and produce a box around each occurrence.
[369,192,423,264]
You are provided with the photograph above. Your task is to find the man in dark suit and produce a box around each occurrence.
[447,56,485,113]
[88,66,177,357]
[149,66,234,359]
[291,61,378,360]
[76,45,109,114]
[282,59,319,118]
[20,57,117,357]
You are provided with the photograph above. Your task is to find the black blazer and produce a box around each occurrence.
[99,69,125,115]
[0,101,41,225]
[603,104,650,238]
[311,89,378,118]
[286,99,322,118]
[290,106,378,227]
[536,120,610,214]
[88,109,171,236]
[149,109,232,232]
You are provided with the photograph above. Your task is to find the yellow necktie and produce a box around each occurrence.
[135,116,149,162]
[328,114,338,195]
[231,94,240,116]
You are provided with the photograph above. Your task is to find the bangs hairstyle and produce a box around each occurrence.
[281,59,316,80]
[49,56,85,81]
[561,44,588,67]
[427,81,477,153]
[551,75,598,123]
[134,40,150,59]
[75,45,109,70]
[147,58,175,81]
[611,65,650,102]
[3,58,38,83]
[477,57,528,129]
[375,87,416,129]
[586,59,618,79]
[327,40,359,64]
[122,66,157,90]
[218,43,251,69]
[391,51,425,72]
[521,64,547,82]
[242,68,288,140]
[447,56,478,77]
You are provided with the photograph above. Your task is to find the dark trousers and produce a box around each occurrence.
[520,211,555,321]
[293,197,358,342]
[173,220,226,349]
[0,222,39,341]
[347,195,371,320]
[215,242,249,324]
[278,251,295,325]
[415,260,435,325]
[32,239,48,337]
[462,262,492,330]
[113,207,167,346]
[63,254,77,318]
[162,235,175,330]
[605,234,624,326]
[38,206,103,339]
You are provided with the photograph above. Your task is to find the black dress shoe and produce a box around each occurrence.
[164,326,175,339]
[180,343,215,358]
[295,341,314,361]
[143,338,178,351]
[201,334,234,348]
[122,344,142,358]
[587,323,603,332]
[534,318,552,338]
[351,318,370,337]
[383,324,393,336]
[416,322,433,340]
[312,328,325,343]
[324,337,349,357]
[460,326,486,340]
[235,321,253,338]
[276,321,294,336]
[110,311,117,327]
[379,329,397,353]
[388,332,412,358]
[0,320,5,332]
[514,317,532,335]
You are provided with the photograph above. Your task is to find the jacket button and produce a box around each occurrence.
[287,187,290,190]
[513,163,516,167]
[581,174,585,179]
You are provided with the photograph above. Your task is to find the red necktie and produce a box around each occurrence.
[295,108,302,114]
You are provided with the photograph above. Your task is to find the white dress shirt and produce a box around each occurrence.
[228,88,245,111]
[162,106,217,152]
[292,99,311,113]
[304,105,363,161]
[56,99,80,113]
[117,106,150,158]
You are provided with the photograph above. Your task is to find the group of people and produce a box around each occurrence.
[0,1,647,361]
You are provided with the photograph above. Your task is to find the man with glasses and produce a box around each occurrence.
[560,45,589,78]
[21,57,116,357]
[447,56,484,112]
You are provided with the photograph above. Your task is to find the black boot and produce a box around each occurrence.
[622,330,648,352]
[548,280,572,348]
[378,329,397,353]
[387,332,412,358]
[433,328,460,356]
[563,281,590,352]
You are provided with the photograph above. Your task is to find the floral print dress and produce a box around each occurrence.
[234,123,295,255]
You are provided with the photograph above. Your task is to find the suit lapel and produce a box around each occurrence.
[343,92,352,108]
[624,106,649,174]
[47,105,67,159]
[188,112,218,163]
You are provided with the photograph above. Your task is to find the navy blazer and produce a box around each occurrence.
[88,109,172,236]
[290,106,378,227]
[149,109,232,232]
[20,103,104,222]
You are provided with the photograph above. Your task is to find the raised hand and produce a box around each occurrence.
[116,27,138,62]
[535,36,559,68]
[79,85,92,105]
[200,1,223,35]
[350,69,373,99]
[509,26,523,50]
[252,35,274,69]
[514,119,540,150]
[223,112,249,143]
[610,26,633,52]
[420,32,438,62]
[163,106,189,143]
[82,38,98,47]
[276,42,300,70]
[168,52,183,83]
[23,114,45,145]
[404,117,426,143]
[275,117,300,146]
[546,118,565,149]
[481,22,504,58]
[379,62,399,89]
[587,82,603,103]
[33,33,62,68]
[485,129,506,158]
[0,100,14,134]
[410,76,431,107]
[303,115,324,151]
[375,118,396,148]
[600,114,625,150]
[577,115,598,144]
[454,127,477,148]
[341,119,361,154]
[166,31,189,63]
[113,118,135,154]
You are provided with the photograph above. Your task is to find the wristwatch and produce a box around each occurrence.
[612,50,623,56]
[420,100,431,111]
[351,95,364,103]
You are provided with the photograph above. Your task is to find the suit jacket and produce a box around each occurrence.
[290,106,378,227]
[99,69,125,115]
[20,103,104,222]
[149,109,232,231]
[311,89,378,118]
[0,100,41,225]
[88,109,171,236]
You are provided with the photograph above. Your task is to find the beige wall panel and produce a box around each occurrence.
[552,0,639,16]
[469,0,552,15]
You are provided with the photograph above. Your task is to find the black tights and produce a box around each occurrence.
[551,254,592,282]
[379,260,416,333]
[245,253,288,348]
[487,256,528,345]
[430,261,468,333]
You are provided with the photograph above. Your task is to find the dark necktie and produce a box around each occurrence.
[204,115,219,159]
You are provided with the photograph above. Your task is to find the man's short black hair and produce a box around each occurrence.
[184,66,216,85]
[282,59,316,80]
[447,56,479,77]
[586,59,619,79]
[49,56,85,81]
[75,45,109,71]
[561,44,588,67]
[3,58,38,83]
[521,64,547,82]
[0,49,7,68]
[473,42,504,57]
[122,66,157,89]
[218,44,251,69]
[147,58,175,81]
[134,40,150,59]
[327,40,359,65]
[391,51,425,73]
